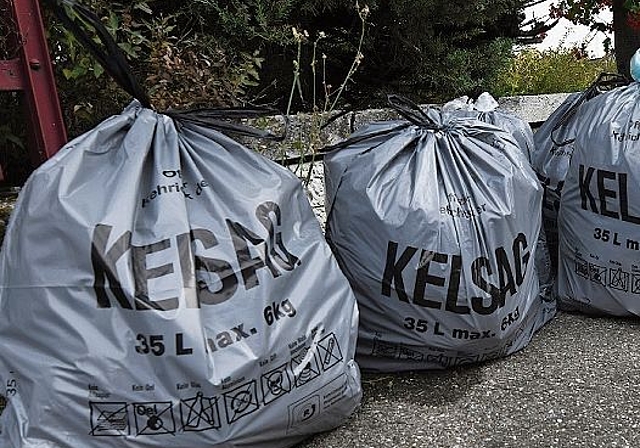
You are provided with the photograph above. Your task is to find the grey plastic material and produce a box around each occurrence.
[442,93,553,303]
[0,102,361,447]
[531,92,585,275]
[557,83,640,316]
[324,108,556,372]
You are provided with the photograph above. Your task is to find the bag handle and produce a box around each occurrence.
[165,108,287,141]
[386,94,443,129]
[320,94,439,153]
[45,0,152,108]
[550,72,629,147]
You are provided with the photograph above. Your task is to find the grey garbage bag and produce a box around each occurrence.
[0,101,362,447]
[442,92,554,303]
[557,81,640,316]
[323,95,556,372]
[532,73,628,288]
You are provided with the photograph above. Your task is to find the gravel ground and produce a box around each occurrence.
[298,311,640,448]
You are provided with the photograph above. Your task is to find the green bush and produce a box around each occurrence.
[45,0,268,137]
[492,47,617,96]
[279,0,523,108]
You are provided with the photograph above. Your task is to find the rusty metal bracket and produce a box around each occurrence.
[0,0,67,181]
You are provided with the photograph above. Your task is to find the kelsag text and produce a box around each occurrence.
[381,233,530,315]
[91,201,300,310]
[579,165,640,224]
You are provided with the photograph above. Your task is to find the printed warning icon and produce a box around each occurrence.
[261,363,293,405]
[609,267,630,292]
[133,402,175,436]
[90,402,130,437]
[589,263,607,286]
[317,333,343,371]
[223,380,260,424]
[632,274,640,294]
[180,392,221,432]
[291,348,321,388]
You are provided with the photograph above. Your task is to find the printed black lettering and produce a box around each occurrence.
[91,202,300,311]
[444,254,469,314]
[281,299,296,317]
[231,324,250,341]
[175,333,193,356]
[413,250,446,309]
[256,201,299,271]
[176,233,197,308]
[191,228,238,305]
[381,241,417,302]
[132,238,178,311]
[577,166,640,225]
[579,165,598,213]
[217,332,233,349]
[619,173,640,224]
[452,329,469,339]
[495,246,516,307]
[470,256,500,315]
[512,233,529,286]
[227,219,276,289]
[597,169,619,219]
[92,224,133,309]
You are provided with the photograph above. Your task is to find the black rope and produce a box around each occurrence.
[44,0,152,108]
[43,0,292,140]
[165,108,288,141]
[550,72,629,147]
[386,94,442,129]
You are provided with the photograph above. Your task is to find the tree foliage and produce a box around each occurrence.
[44,0,538,116]
[0,0,545,185]
[546,0,640,77]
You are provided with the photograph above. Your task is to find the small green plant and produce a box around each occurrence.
[285,1,369,186]
[492,46,616,97]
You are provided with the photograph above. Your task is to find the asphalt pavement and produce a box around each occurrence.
[298,311,640,448]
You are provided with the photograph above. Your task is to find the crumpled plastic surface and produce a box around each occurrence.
[558,82,640,316]
[0,101,361,448]
[324,107,556,372]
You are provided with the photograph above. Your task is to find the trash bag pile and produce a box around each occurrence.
[3,0,639,443]
[323,95,556,371]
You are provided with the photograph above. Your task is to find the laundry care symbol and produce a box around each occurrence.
[317,333,343,371]
[291,348,321,387]
[90,402,130,437]
[223,380,260,424]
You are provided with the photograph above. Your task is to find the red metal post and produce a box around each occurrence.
[0,0,67,174]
